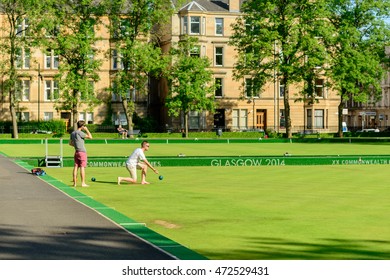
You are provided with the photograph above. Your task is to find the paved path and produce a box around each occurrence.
[0,154,175,260]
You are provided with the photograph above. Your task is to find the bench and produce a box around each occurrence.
[299,129,318,135]
[118,129,141,138]
[128,129,141,137]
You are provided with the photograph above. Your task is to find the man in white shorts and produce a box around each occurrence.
[118,140,158,185]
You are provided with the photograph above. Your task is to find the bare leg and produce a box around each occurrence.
[72,166,78,187]
[80,167,89,187]
[118,177,136,185]
[141,166,149,184]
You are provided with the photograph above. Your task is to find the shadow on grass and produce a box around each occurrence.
[92,180,118,185]
[0,224,174,260]
[201,237,390,260]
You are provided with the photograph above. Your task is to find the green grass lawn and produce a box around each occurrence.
[3,141,390,259]
[3,141,390,158]
[44,164,390,260]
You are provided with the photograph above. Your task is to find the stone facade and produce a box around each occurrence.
[7,0,385,134]
[165,0,341,133]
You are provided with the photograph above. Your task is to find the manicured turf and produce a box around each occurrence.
[3,141,390,158]
[35,163,390,260]
[3,141,390,259]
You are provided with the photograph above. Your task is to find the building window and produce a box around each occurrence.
[279,83,285,97]
[215,47,223,66]
[215,78,223,97]
[17,112,29,122]
[44,112,53,121]
[44,80,59,101]
[280,109,285,128]
[15,48,30,69]
[182,16,188,34]
[215,18,224,36]
[306,109,312,129]
[112,49,123,70]
[189,111,200,129]
[190,46,200,58]
[182,16,204,35]
[314,109,324,128]
[16,18,29,37]
[80,112,94,124]
[16,80,30,101]
[113,112,128,125]
[245,78,252,98]
[232,109,248,130]
[245,78,259,98]
[111,81,131,102]
[190,16,200,34]
[45,49,59,69]
[315,79,325,98]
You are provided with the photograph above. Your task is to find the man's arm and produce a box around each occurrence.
[144,158,158,174]
[83,126,93,139]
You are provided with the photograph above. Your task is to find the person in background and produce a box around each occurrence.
[118,140,158,185]
[117,124,128,139]
[69,120,93,187]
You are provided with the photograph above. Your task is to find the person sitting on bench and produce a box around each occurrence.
[117,125,128,139]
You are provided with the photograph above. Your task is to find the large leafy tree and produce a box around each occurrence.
[105,0,175,134]
[325,0,390,137]
[44,0,105,130]
[0,0,46,138]
[165,37,216,138]
[230,0,329,138]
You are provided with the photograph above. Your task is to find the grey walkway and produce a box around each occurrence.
[0,154,174,260]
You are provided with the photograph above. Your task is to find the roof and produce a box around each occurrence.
[176,0,243,13]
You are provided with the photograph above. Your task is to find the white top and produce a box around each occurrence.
[126,148,146,167]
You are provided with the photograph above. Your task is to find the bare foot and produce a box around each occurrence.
[141,181,150,185]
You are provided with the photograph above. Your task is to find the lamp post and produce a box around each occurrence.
[37,63,42,122]
[252,96,256,129]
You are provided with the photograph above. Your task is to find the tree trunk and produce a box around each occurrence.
[122,99,134,138]
[9,98,18,139]
[72,93,78,131]
[283,80,292,138]
[184,112,189,138]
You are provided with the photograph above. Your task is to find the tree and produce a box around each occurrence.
[165,37,216,138]
[325,0,390,137]
[44,0,105,130]
[230,0,329,138]
[0,0,46,138]
[105,0,175,134]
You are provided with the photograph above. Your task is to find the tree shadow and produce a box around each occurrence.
[200,237,390,260]
[0,224,174,260]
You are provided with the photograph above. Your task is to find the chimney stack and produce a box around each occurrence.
[229,0,240,13]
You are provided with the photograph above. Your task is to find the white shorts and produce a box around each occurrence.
[126,163,145,181]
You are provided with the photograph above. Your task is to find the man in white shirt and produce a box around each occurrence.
[118,140,158,185]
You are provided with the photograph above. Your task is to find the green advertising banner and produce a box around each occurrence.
[27,155,390,168]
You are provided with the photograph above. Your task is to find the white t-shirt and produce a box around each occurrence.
[126,148,146,167]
